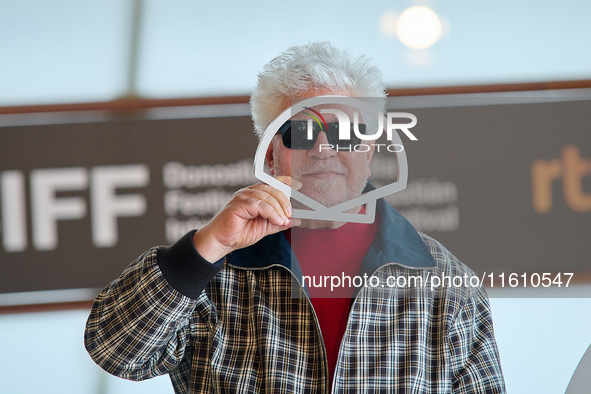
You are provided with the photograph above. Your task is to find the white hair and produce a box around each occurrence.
[250,42,387,139]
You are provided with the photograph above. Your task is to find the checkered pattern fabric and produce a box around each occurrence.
[85,230,505,393]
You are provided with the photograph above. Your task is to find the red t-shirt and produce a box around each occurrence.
[285,214,378,388]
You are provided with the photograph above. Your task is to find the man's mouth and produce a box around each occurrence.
[298,160,349,178]
[302,171,345,178]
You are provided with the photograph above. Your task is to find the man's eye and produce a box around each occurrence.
[292,122,307,132]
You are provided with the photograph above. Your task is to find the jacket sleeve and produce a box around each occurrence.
[84,230,224,381]
[448,285,507,394]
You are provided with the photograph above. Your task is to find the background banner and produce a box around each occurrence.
[1,96,589,297]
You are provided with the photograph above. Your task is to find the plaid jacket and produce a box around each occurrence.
[85,198,506,393]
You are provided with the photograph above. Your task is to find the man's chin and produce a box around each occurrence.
[288,177,368,210]
[292,186,347,209]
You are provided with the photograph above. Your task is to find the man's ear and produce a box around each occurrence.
[265,141,275,175]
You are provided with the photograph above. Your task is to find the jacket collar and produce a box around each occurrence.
[227,193,437,271]
[362,197,437,272]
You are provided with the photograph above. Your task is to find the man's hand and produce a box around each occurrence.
[192,176,302,263]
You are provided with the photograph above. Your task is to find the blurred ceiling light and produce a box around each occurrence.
[396,6,442,50]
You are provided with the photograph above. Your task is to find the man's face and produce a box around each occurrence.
[265,102,374,209]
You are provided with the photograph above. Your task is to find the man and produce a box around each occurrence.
[85,42,506,393]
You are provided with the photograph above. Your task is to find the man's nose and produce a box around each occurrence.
[308,131,337,159]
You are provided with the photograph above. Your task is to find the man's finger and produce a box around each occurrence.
[241,188,289,225]
[250,183,292,219]
[245,197,288,227]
